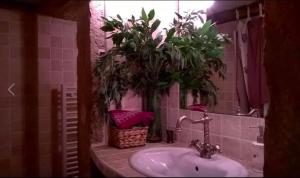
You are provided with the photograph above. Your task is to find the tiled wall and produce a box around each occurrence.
[0,8,30,176]
[210,21,239,115]
[161,83,265,163]
[37,15,77,176]
[0,8,77,177]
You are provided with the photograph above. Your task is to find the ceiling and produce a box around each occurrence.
[207,0,256,15]
[4,0,256,15]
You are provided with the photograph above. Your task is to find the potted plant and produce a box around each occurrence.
[95,8,177,142]
[94,8,230,143]
[169,10,230,107]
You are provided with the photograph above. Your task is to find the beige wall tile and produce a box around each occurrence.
[191,130,204,142]
[210,134,222,146]
[222,137,241,160]
[50,19,62,36]
[62,23,76,37]
[63,49,73,60]
[51,36,62,48]
[62,60,76,71]
[51,71,62,84]
[241,117,261,141]
[167,108,178,128]
[62,37,74,49]
[51,48,62,59]
[209,114,221,135]
[51,59,62,71]
[240,140,254,161]
[221,115,241,138]
[176,128,192,144]
[63,71,76,84]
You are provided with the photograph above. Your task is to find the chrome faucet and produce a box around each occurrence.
[175,112,221,159]
[237,108,260,117]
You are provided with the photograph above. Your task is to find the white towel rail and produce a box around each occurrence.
[61,85,79,177]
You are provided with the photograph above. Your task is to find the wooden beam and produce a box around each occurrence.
[264,0,300,176]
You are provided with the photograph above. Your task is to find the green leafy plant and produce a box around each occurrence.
[169,10,231,106]
[94,8,230,141]
[94,8,177,141]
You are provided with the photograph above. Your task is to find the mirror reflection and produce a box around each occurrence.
[180,4,269,118]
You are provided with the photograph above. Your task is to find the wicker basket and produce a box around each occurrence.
[109,126,148,149]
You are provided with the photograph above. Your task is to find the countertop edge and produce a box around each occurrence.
[90,142,263,177]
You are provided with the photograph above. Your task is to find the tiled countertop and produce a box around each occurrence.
[90,142,263,177]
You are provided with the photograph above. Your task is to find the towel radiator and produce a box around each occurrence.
[61,85,79,177]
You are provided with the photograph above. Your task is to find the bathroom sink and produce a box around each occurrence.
[129,147,248,177]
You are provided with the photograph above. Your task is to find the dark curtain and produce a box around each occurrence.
[247,17,269,110]
[236,31,250,113]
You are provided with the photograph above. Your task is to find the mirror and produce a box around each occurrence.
[180,17,269,118]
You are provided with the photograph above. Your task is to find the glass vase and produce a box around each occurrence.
[142,90,161,142]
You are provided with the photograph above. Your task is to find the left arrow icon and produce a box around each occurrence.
[8,83,15,96]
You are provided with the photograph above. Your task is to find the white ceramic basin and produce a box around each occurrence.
[129,147,248,177]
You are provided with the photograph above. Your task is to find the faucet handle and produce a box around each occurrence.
[213,144,221,153]
[249,125,264,143]
[190,139,200,147]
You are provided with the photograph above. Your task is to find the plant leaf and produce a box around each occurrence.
[198,15,204,23]
[166,28,176,42]
[200,20,212,35]
[141,8,147,21]
[151,19,161,33]
[100,24,114,32]
[148,9,155,20]
[117,14,122,21]
[175,12,182,19]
